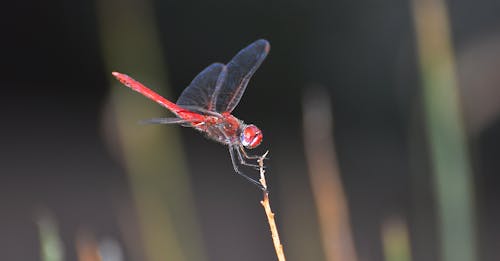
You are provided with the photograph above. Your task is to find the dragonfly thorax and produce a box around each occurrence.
[240,124,263,149]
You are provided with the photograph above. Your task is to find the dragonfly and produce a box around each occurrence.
[112,39,270,190]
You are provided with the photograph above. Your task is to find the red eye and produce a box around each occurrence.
[241,125,263,149]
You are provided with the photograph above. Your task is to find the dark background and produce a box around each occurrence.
[2,0,500,260]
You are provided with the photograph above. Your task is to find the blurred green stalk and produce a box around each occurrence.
[381,217,411,261]
[411,0,477,261]
[37,213,63,261]
[96,0,205,260]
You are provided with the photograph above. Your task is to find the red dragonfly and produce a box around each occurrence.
[112,39,270,190]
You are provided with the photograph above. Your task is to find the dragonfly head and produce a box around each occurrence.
[240,124,263,149]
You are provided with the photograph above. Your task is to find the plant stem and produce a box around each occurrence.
[258,151,286,261]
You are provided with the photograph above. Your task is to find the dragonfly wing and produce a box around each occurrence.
[138,117,197,125]
[214,39,270,113]
[176,63,227,112]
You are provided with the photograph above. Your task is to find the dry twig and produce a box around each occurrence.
[258,151,286,261]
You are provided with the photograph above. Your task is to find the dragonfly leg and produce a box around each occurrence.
[239,145,269,160]
[229,146,266,191]
[238,146,268,171]
[236,146,262,170]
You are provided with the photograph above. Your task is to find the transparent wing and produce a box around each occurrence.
[214,39,270,113]
[138,117,196,125]
[176,63,227,112]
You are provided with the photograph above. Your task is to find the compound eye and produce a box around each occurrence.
[240,125,263,149]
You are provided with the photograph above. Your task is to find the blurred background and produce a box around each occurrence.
[2,0,500,260]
